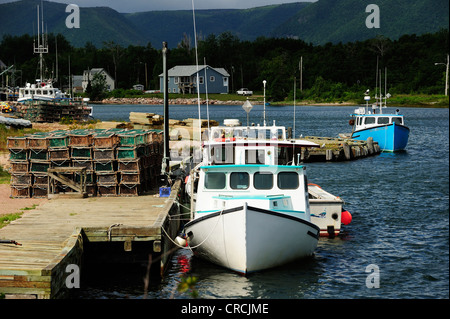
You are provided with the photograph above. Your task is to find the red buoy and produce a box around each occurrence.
[341,210,352,225]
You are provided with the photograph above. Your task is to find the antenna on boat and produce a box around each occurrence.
[293,76,296,138]
[204,57,210,133]
[263,80,267,126]
[55,36,58,84]
[292,77,296,165]
[192,0,202,144]
[34,3,48,84]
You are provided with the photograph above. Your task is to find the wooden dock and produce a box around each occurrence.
[0,180,182,299]
[300,136,380,162]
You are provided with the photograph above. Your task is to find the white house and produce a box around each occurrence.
[82,68,115,92]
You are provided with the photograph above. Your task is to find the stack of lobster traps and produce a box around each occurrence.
[14,100,92,123]
[7,128,163,198]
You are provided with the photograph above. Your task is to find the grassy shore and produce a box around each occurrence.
[270,94,449,107]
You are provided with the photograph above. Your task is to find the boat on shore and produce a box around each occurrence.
[17,81,65,103]
[13,4,92,122]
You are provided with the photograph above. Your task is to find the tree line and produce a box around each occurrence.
[0,28,448,101]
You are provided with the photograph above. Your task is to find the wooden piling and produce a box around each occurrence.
[301,136,380,162]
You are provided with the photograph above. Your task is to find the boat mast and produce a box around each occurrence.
[375,56,379,111]
[263,80,267,126]
[192,0,202,142]
[34,4,48,84]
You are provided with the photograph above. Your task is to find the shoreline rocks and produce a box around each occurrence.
[100,97,248,105]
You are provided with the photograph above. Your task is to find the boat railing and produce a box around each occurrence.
[208,125,287,142]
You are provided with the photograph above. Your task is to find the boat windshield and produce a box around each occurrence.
[254,172,273,190]
[230,172,249,189]
[205,172,226,189]
[245,149,265,164]
[392,117,403,125]
[365,117,376,124]
[277,172,299,189]
[377,117,390,124]
[203,170,300,191]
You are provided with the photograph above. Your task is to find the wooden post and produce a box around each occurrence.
[367,137,374,154]
[326,149,333,161]
[343,142,351,160]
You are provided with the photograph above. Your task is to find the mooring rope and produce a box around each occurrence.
[107,223,122,241]
[161,209,224,250]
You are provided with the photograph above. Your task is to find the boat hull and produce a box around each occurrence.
[309,200,342,237]
[352,122,409,152]
[184,203,319,274]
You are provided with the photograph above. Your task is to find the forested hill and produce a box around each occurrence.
[124,2,310,47]
[275,0,449,45]
[0,0,309,47]
[0,0,448,48]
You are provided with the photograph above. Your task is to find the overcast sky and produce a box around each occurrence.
[0,0,316,13]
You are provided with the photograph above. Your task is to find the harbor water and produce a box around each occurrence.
[73,104,449,299]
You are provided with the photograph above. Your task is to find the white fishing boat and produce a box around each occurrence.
[17,81,65,103]
[184,164,320,274]
[180,117,341,273]
[17,4,64,104]
[185,120,352,239]
[14,4,92,120]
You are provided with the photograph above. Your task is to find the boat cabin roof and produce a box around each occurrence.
[209,124,286,141]
[205,125,318,148]
[352,106,404,117]
[200,164,305,171]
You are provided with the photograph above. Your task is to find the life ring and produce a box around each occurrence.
[214,137,236,142]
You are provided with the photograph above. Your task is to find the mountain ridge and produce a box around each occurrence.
[0,0,448,48]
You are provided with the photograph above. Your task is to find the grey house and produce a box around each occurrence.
[159,65,230,94]
[82,68,115,92]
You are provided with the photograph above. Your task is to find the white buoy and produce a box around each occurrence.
[175,235,187,247]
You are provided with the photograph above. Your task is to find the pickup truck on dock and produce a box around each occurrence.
[236,88,253,96]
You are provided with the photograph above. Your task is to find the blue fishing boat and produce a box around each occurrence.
[349,106,410,152]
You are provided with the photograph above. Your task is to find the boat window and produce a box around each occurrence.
[245,149,265,164]
[212,145,234,164]
[365,117,375,124]
[377,117,390,124]
[37,90,42,95]
[43,90,48,95]
[278,172,299,189]
[204,172,226,189]
[392,117,403,125]
[230,172,249,190]
[254,172,273,190]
